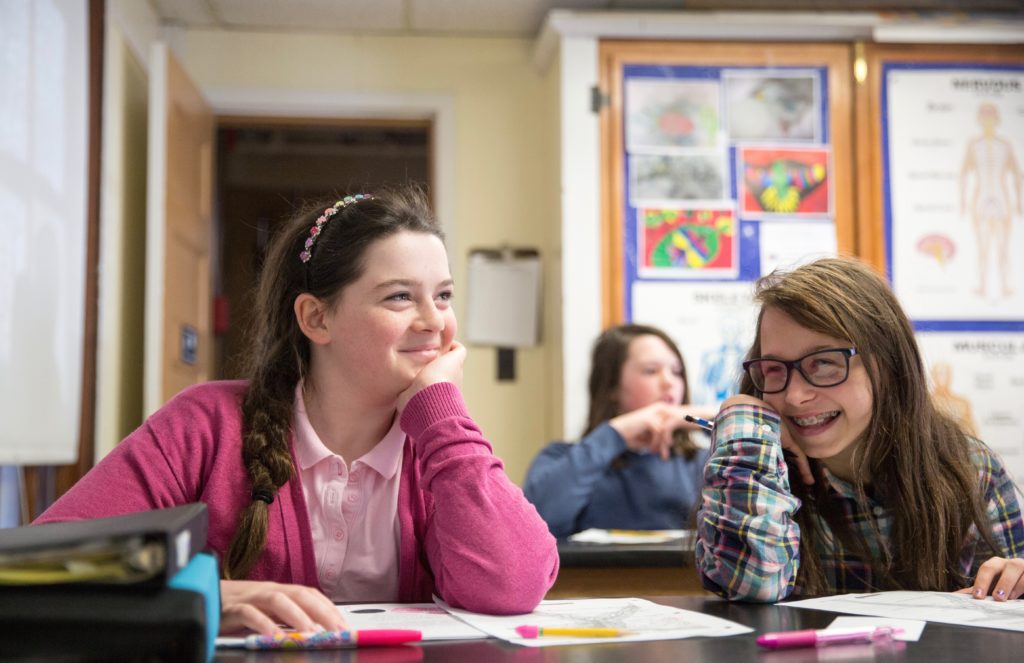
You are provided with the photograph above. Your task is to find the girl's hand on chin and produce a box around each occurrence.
[717,395,814,486]
[397,340,466,413]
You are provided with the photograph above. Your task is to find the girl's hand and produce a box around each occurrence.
[609,403,715,460]
[718,396,815,486]
[397,340,467,413]
[957,557,1024,601]
[219,580,346,636]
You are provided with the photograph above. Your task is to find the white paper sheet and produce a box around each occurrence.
[435,596,751,647]
[784,591,1024,632]
[338,603,487,640]
[215,602,488,648]
[827,616,925,642]
[569,528,690,544]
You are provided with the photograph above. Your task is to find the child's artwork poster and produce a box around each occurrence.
[885,65,1024,326]
[632,281,758,406]
[917,331,1024,485]
[637,206,737,279]
[625,78,723,150]
[723,70,822,143]
[629,152,727,204]
[737,146,832,218]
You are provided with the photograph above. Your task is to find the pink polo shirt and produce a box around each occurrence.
[293,385,403,602]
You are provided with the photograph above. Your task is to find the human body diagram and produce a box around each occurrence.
[959,103,1023,298]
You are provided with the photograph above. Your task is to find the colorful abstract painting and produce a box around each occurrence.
[738,146,831,218]
[638,207,737,278]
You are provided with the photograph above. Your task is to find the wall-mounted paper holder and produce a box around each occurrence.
[465,246,541,382]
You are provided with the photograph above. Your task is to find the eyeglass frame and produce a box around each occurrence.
[742,347,859,394]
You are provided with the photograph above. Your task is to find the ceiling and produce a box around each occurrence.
[148,0,1023,38]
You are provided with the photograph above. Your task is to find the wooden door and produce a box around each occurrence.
[144,44,214,415]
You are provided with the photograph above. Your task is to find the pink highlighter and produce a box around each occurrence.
[756,626,902,649]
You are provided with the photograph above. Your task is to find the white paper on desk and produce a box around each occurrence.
[827,616,925,641]
[569,528,689,544]
[339,603,487,640]
[435,596,751,647]
[214,602,488,648]
[783,591,1024,633]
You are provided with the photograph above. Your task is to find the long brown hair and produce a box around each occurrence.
[224,185,442,579]
[584,324,698,460]
[739,257,996,593]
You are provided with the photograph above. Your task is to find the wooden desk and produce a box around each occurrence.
[215,595,1024,662]
[548,533,708,597]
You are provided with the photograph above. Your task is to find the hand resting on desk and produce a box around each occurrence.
[955,556,1024,602]
[220,579,346,635]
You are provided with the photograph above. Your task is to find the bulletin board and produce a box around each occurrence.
[856,44,1024,485]
[599,41,854,405]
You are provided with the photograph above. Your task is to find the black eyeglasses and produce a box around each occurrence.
[742,348,858,394]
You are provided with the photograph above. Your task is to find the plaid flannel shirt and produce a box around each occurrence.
[696,403,1024,602]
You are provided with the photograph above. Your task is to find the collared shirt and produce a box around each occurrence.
[696,404,1024,602]
[293,383,404,602]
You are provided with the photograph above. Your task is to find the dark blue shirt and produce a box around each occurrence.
[523,422,709,538]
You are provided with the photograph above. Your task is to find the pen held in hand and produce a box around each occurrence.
[515,625,628,638]
[684,414,714,431]
[244,628,422,650]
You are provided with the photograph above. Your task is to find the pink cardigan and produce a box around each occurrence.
[37,380,558,614]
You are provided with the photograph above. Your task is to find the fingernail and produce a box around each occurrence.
[996,589,1006,598]
[974,587,984,598]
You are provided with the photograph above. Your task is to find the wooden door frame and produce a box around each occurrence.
[203,89,456,252]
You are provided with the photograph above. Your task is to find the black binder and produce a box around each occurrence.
[0,503,208,589]
[0,505,217,662]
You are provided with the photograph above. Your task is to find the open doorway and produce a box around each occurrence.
[213,119,433,379]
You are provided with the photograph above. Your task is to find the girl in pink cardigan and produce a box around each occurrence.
[38,187,558,634]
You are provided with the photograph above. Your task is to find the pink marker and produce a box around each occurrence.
[756,626,902,649]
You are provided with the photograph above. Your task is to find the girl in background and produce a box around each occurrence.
[525,324,716,538]
[697,257,1023,602]
[38,186,558,633]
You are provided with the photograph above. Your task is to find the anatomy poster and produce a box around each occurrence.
[917,331,1024,485]
[632,281,758,406]
[885,65,1024,324]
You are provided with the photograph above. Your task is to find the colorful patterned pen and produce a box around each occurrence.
[244,629,422,650]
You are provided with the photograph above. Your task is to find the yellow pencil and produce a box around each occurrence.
[515,625,627,638]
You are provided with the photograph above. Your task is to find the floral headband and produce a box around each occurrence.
[299,194,374,263]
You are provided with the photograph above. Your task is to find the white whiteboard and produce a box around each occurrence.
[0,0,89,464]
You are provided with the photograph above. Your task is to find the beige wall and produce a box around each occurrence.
[94,23,150,461]
[177,30,564,484]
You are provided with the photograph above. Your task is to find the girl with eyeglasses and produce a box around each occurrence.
[696,257,1024,602]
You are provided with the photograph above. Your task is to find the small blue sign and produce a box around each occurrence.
[180,325,198,365]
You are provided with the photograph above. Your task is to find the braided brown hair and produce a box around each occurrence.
[223,184,442,579]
